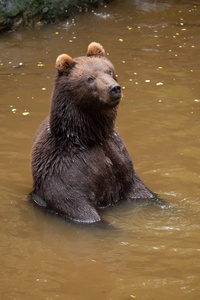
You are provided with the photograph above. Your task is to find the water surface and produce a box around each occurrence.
[0,1,200,299]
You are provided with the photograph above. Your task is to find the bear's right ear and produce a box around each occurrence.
[55,54,75,73]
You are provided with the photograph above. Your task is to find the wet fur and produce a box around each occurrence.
[31,42,153,224]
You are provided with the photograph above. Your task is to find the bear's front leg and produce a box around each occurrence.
[129,171,154,199]
[32,177,101,223]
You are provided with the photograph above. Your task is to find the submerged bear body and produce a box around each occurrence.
[31,42,153,223]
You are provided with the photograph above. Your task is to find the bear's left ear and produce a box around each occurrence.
[87,42,105,57]
[55,54,75,73]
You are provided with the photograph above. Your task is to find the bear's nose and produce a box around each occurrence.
[108,83,121,99]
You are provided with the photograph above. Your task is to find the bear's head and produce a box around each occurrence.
[55,42,122,111]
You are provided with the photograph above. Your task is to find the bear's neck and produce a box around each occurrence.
[49,92,117,147]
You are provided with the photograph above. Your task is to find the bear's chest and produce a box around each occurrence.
[63,134,134,206]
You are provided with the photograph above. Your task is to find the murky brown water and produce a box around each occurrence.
[0,1,200,299]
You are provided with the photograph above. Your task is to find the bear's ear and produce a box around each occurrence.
[55,54,75,73]
[87,42,105,57]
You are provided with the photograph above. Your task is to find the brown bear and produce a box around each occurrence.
[31,42,153,223]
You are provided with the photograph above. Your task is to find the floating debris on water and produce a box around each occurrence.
[22,111,30,116]
[37,62,45,67]
[12,62,23,68]
[22,109,30,116]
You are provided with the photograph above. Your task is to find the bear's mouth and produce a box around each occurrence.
[109,96,121,106]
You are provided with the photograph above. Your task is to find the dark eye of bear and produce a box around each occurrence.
[88,77,95,83]
[108,69,113,76]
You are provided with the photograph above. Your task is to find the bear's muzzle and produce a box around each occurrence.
[108,83,121,100]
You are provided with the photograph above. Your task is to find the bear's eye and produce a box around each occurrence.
[108,69,113,76]
[88,77,95,83]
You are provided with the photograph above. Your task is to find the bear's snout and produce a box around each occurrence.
[108,83,122,101]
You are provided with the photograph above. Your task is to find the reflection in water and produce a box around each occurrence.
[133,0,171,13]
[0,0,200,299]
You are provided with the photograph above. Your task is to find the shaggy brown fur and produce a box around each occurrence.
[31,42,153,223]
